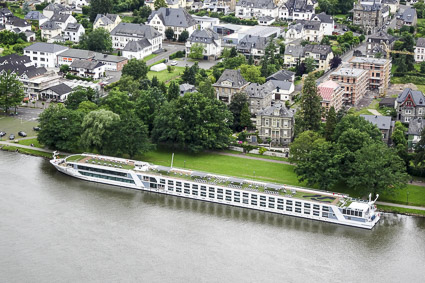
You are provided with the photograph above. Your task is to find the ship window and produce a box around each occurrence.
[286,206,292,211]
[313,211,320,216]
[354,210,359,217]
[359,211,363,217]
[251,200,257,205]
[243,193,249,198]
[201,186,206,191]
[209,187,215,192]
[168,180,173,185]
[295,202,301,207]
[168,187,174,191]
[150,177,157,183]
[209,193,215,198]
[277,205,284,210]
[226,196,232,201]
[217,194,223,200]
[192,191,198,196]
[243,199,249,204]
[176,181,182,187]
[160,179,165,184]
[260,196,266,201]
[295,208,301,213]
[217,188,223,194]
[201,192,206,197]
[304,209,310,214]
[313,204,320,210]
[278,198,284,204]
[184,189,190,194]
[304,203,311,208]
[184,183,190,188]
[323,206,329,211]
[192,184,198,189]
[322,212,329,218]
[260,202,266,207]
[343,209,347,214]
[269,197,275,202]
[234,197,240,202]
[150,183,157,188]
[226,190,232,195]
[286,200,293,205]
[234,191,240,197]
[176,188,182,193]
[251,194,257,199]
[269,203,275,209]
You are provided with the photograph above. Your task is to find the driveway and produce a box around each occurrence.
[146,43,185,66]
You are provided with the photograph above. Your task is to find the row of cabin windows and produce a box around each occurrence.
[79,171,135,184]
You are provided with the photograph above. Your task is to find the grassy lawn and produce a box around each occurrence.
[143,54,158,62]
[1,145,52,158]
[0,116,38,140]
[351,108,373,116]
[120,15,135,23]
[416,85,425,93]
[378,205,425,217]
[147,66,185,83]
[17,138,43,148]
[379,184,425,207]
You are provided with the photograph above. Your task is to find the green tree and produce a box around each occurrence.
[289,131,324,163]
[167,81,180,101]
[134,87,166,132]
[100,90,134,116]
[198,79,215,100]
[223,54,247,69]
[324,106,337,141]
[89,0,113,21]
[347,143,408,195]
[22,2,30,15]
[239,64,265,84]
[303,57,316,73]
[294,74,322,135]
[154,0,167,10]
[165,27,174,40]
[181,64,197,85]
[189,43,205,59]
[113,112,152,158]
[333,115,382,142]
[420,61,425,74]
[178,30,189,42]
[0,71,25,114]
[228,92,249,132]
[240,102,253,130]
[37,104,83,151]
[79,28,112,53]
[392,121,408,146]
[80,109,120,153]
[230,47,238,57]
[122,59,148,80]
[77,100,98,114]
[414,127,425,167]
[152,92,233,152]
[65,87,97,110]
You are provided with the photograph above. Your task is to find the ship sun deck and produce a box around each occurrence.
[65,154,345,206]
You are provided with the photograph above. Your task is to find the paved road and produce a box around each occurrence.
[377,201,425,211]
[146,43,185,66]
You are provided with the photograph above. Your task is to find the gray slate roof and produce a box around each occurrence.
[287,23,303,34]
[408,118,425,136]
[111,22,161,39]
[360,115,393,130]
[94,13,119,26]
[25,11,48,21]
[304,44,332,59]
[311,12,333,24]
[59,48,96,59]
[417,38,425,48]
[123,39,152,52]
[213,69,248,88]
[0,64,47,78]
[245,81,275,98]
[236,0,277,9]
[237,35,268,51]
[64,23,82,32]
[44,3,71,12]
[50,12,71,23]
[399,7,417,23]
[40,20,61,30]
[48,83,73,95]
[70,59,104,70]
[189,28,219,44]
[267,70,295,82]
[270,80,293,91]
[284,0,314,13]
[258,103,294,118]
[7,16,30,27]
[148,7,196,28]
[397,88,425,106]
[368,31,395,43]
[0,53,31,65]
[284,45,304,57]
[24,42,68,53]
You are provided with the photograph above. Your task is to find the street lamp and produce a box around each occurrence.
[184,160,186,168]
[407,191,409,204]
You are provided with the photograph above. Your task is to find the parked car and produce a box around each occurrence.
[33,126,40,131]
[18,131,27,137]
[170,60,177,66]
[9,134,15,140]
[0,131,6,137]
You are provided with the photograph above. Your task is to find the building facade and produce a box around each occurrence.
[256,103,295,145]
[330,68,368,107]
[396,88,425,124]
[349,57,391,92]
[213,69,249,104]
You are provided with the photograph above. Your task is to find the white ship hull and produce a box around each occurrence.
[51,155,381,230]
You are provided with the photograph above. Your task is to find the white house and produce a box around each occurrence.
[279,0,314,21]
[122,39,155,60]
[415,38,425,62]
[270,80,295,101]
[40,83,73,102]
[192,15,220,30]
[147,7,197,40]
[111,22,163,53]
[24,42,69,68]
[25,11,49,27]
[285,23,304,43]
[302,20,324,42]
[49,12,77,31]
[69,59,105,79]
[63,23,85,43]
[310,12,334,36]
[5,16,32,32]
[43,3,72,19]
[93,13,121,32]
[235,0,279,19]
[185,28,222,60]
[40,21,62,41]
[0,8,13,25]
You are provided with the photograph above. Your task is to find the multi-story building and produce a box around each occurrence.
[317,80,343,114]
[256,103,295,145]
[353,2,388,35]
[192,15,220,30]
[396,7,417,30]
[58,49,128,71]
[301,20,324,43]
[110,22,163,53]
[366,31,395,58]
[147,8,197,40]
[23,42,69,68]
[279,0,314,21]
[304,44,333,71]
[236,35,270,59]
[69,60,105,79]
[49,12,76,31]
[285,23,304,44]
[310,12,334,36]
[5,16,31,32]
[284,44,305,67]
[330,68,368,107]
[245,81,274,115]
[213,69,250,104]
[235,0,279,19]
[360,115,395,144]
[349,57,391,92]
[0,8,13,25]
[93,14,121,32]
[185,28,221,60]
[407,118,425,150]
[396,88,425,124]
[63,23,85,43]
[40,21,62,41]
[415,38,425,62]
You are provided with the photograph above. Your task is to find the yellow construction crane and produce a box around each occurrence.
[381,42,415,97]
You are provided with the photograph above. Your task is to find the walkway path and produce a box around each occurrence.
[376,201,425,211]
[367,109,381,116]
[0,141,70,156]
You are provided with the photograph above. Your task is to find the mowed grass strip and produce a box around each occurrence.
[147,66,185,83]
[378,205,425,217]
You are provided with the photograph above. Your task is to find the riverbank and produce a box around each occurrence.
[378,204,425,217]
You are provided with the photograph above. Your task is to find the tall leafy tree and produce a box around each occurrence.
[122,59,148,80]
[189,43,205,59]
[228,92,249,132]
[324,106,337,141]
[178,30,189,42]
[240,102,253,130]
[37,104,83,151]
[134,87,166,132]
[165,27,174,40]
[0,71,25,114]
[198,79,215,100]
[100,90,134,116]
[79,28,112,53]
[154,0,167,10]
[152,92,233,152]
[167,81,180,101]
[80,109,120,154]
[65,87,97,110]
[89,0,113,22]
[414,127,425,167]
[240,64,265,84]
[294,74,322,135]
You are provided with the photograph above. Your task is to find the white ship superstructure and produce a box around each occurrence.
[51,153,381,229]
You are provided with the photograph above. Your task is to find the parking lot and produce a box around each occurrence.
[0,107,42,140]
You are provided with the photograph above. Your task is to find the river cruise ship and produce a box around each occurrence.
[51,153,381,229]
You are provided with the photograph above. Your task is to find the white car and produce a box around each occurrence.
[170,60,177,66]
